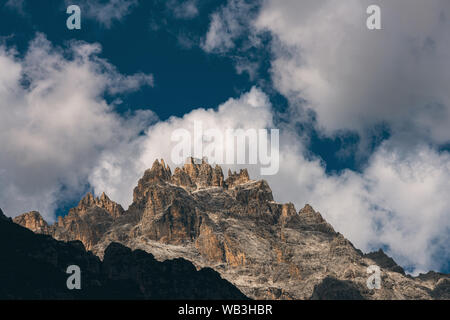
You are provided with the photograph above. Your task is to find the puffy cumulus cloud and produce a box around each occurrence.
[254,0,450,144]
[0,33,155,221]
[65,0,138,28]
[362,144,450,272]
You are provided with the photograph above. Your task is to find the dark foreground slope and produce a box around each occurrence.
[0,208,247,300]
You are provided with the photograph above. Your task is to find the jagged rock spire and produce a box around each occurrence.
[225,169,250,188]
[79,192,95,207]
[142,159,173,183]
[298,204,336,234]
[72,192,124,218]
[299,204,326,224]
[137,158,255,192]
[172,158,225,189]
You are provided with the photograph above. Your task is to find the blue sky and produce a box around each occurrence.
[0,0,449,274]
[0,0,363,173]
[0,0,253,119]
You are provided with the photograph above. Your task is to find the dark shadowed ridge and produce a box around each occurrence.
[0,213,247,300]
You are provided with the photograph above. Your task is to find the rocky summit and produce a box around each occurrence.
[14,158,450,300]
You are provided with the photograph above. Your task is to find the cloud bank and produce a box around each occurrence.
[0,33,154,220]
[254,0,450,144]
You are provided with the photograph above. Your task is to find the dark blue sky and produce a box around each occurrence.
[0,0,366,177]
[0,0,252,118]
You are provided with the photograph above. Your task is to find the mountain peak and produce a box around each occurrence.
[364,248,405,274]
[176,158,225,189]
[297,204,336,234]
[13,211,50,234]
[143,159,173,184]
[72,192,124,218]
[138,158,259,193]
[299,204,326,224]
[225,169,250,188]
[79,192,95,207]
[16,193,126,251]
[137,158,257,193]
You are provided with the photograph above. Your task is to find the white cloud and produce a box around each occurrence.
[66,0,138,28]
[202,0,258,53]
[0,33,154,221]
[167,0,199,20]
[362,144,450,272]
[254,0,450,144]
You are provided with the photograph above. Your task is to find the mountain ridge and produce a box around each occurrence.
[12,158,450,300]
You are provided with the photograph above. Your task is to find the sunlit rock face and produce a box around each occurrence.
[13,192,124,251]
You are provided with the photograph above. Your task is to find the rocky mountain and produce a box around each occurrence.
[15,193,124,251]
[13,158,450,300]
[0,210,247,299]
